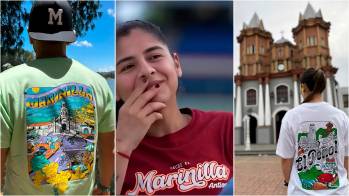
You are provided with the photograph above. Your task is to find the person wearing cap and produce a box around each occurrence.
[0,1,114,195]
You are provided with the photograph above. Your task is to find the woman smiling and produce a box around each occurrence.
[115,20,233,195]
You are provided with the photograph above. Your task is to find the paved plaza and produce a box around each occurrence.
[235,155,287,195]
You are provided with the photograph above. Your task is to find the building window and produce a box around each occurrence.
[247,89,257,105]
[343,94,349,108]
[320,37,325,46]
[307,36,317,46]
[278,48,283,57]
[260,47,265,54]
[247,45,255,55]
[246,46,251,54]
[276,85,288,103]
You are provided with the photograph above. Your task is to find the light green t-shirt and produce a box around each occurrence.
[0,57,115,195]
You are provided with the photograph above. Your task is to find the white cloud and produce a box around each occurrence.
[72,40,93,47]
[97,65,115,72]
[107,8,116,18]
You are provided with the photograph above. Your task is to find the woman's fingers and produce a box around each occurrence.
[146,112,163,125]
[131,85,161,112]
[116,77,165,153]
[140,102,166,117]
[124,77,148,107]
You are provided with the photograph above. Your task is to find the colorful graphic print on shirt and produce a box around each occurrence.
[126,161,230,195]
[296,121,339,190]
[25,82,96,193]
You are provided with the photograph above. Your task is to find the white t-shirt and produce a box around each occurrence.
[276,102,349,195]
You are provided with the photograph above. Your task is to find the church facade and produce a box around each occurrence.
[234,3,340,147]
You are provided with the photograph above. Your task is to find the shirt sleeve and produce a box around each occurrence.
[276,112,295,159]
[0,88,13,148]
[96,78,115,133]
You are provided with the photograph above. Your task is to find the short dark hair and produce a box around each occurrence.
[116,20,169,47]
[300,67,326,103]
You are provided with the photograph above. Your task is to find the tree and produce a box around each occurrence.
[1,48,35,69]
[1,0,102,71]
[1,0,29,71]
[70,0,103,37]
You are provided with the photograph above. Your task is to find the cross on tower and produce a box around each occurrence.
[280,30,284,38]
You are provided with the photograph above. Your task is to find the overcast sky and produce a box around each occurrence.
[234,0,349,87]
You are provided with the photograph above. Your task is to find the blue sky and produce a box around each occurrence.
[23,0,115,72]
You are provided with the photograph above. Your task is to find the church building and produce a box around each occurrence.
[234,3,339,147]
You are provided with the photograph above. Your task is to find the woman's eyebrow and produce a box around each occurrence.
[143,46,164,54]
[116,56,134,66]
[116,46,165,66]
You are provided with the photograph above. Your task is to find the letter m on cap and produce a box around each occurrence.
[48,8,63,25]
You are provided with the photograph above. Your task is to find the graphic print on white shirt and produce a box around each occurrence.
[296,121,339,190]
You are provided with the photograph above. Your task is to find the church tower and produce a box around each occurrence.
[292,3,338,105]
[235,13,273,131]
[237,13,273,76]
[271,36,297,74]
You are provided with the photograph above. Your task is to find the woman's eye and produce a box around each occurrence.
[149,54,162,61]
[121,64,134,72]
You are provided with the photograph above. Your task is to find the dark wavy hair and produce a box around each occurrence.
[116,20,168,47]
[300,68,326,103]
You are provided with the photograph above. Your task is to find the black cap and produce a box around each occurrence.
[28,1,76,43]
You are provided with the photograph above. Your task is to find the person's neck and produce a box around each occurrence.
[308,94,323,103]
[35,46,67,59]
[147,100,191,137]
[36,52,67,59]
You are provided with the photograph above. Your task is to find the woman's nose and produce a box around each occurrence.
[138,61,156,80]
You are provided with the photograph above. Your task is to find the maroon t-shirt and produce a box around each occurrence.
[121,108,233,195]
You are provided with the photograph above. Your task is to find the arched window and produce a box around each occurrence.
[276,85,288,103]
[246,89,257,105]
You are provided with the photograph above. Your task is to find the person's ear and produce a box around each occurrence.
[300,83,309,94]
[172,52,182,78]
[300,83,305,93]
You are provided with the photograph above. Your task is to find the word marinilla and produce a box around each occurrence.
[296,140,338,172]
[26,86,93,108]
[126,161,230,195]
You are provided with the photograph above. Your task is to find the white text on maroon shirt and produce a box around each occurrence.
[126,161,230,195]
